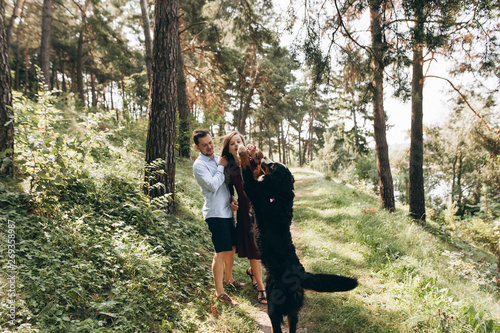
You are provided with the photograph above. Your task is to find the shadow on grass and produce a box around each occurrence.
[299,293,402,333]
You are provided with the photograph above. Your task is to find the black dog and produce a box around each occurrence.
[238,146,358,333]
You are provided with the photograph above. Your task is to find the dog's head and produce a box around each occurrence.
[238,145,294,197]
[253,154,295,201]
[259,162,295,196]
[237,145,295,210]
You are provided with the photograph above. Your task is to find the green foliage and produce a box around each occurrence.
[0,95,216,332]
[444,198,459,225]
[355,150,378,185]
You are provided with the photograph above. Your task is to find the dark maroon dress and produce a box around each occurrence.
[228,161,260,260]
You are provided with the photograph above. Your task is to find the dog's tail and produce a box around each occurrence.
[301,272,358,292]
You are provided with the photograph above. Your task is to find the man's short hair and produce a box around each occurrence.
[192,128,210,146]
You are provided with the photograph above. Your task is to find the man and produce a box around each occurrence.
[192,128,242,305]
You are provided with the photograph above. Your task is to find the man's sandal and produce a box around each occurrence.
[257,290,267,304]
[246,268,258,290]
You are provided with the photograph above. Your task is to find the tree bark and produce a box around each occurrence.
[177,38,191,158]
[409,5,425,221]
[76,25,85,105]
[140,0,153,86]
[40,0,52,87]
[0,0,14,175]
[76,1,88,106]
[14,2,25,90]
[90,71,97,107]
[308,96,315,163]
[456,151,463,215]
[236,62,259,134]
[370,0,395,212]
[144,0,179,213]
[6,0,23,49]
[298,125,303,166]
[60,53,66,92]
[281,121,286,164]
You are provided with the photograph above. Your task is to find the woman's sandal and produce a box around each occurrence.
[257,290,267,304]
[246,268,258,290]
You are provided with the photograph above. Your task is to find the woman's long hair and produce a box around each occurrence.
[221,131,246,161]
[221,131,246,183]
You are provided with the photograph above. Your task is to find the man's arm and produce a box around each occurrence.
[193,158,228,192]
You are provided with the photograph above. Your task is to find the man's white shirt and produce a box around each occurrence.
[193,153,232,220]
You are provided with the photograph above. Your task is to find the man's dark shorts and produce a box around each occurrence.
[205,217,236,253]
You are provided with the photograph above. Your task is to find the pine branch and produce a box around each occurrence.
[332,0,376,59]
[426,75,500,137]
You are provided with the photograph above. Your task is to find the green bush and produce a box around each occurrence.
[0,93,215,332]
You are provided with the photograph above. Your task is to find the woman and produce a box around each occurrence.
[221,131,267,304]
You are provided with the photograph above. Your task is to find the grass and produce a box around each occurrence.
[289,167,499,333]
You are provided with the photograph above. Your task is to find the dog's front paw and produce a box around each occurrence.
[238,145,251,169]
[238,145,246,154]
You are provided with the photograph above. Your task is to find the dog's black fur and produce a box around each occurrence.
[238,148,358,333]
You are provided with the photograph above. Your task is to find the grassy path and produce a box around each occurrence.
[290,168,399,332]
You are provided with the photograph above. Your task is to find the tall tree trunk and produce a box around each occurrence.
[237,64,259,134]
[298,126,302,167]
[14,2,25,90]
[302,139,308,165]
[22,37,28,93]
[268,136,273,161]
[351,101,360,154]
[60,53,66,92]
[40,0,52,86]
[140,0,153,86]
[76,26,85,105]
[121,77,129,120]
[451,154,457,201]
[277,127,282,163]
[50,58,56,90]
[102,89,106,109]
[258,120,263,150]
[6,0,23,49]
[144,0,179,213]
[177,39,191,158]
[76,1,88,105]
[497,252,500,285]
[110,81,114,110]
[0,0,14,175]
[86,72,90,106]
[90,71,97,107]
[456,151,463,215]
[308,97,315,163]
[370,0,395,212]
[70,63,76,93]
[281,121,286,164]
[409,5,425,221]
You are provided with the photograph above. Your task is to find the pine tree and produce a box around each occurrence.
[40,0,53,86]
[369,0,395,212]
[0,0,14,175]
[144,0,179,213]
